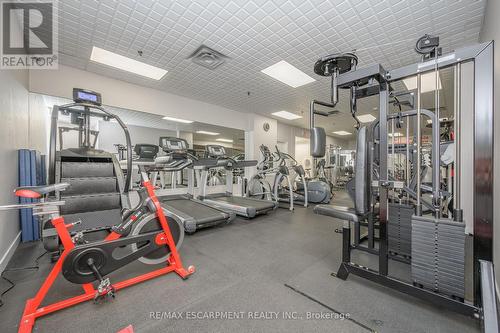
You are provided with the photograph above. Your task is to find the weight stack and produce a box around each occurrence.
[411,216,465,299]
[388,203,414,258]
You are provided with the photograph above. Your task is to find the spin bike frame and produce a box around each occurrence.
[13,171,194,333]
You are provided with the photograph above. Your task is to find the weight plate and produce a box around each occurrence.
[314,53,358,76]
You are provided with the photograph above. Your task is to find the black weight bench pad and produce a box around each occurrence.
[314,205,360,223]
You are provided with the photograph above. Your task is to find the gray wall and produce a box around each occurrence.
[0,70,29,272]
[479,0,500,286]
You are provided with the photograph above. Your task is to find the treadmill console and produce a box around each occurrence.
[206,145,226,158]
[73,88,102,106]
[159,137,188,152]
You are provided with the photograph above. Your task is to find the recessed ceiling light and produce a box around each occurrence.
[271,111,302,120]
[388,132,403,137]
[332,131,351,136]
[427,117,449,124]
[162,116,193,124]
[402,72,442,93]
[196,130,220,135]
[357,114,377,123]
[90,46,167,80]
[216,138,233,143]
[261,60,315,88]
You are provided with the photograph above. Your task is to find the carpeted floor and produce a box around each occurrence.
[0,191,480,333]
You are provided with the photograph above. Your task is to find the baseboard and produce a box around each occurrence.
[0,231,21,273]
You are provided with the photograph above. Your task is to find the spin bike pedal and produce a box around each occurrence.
[87,257,116,303]
[94,278,116,304]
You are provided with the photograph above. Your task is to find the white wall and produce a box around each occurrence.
[479,0,500,285]
[343,138,358,150]
[245,114,278,160]
[295,137,311,170]
[29,65,249,131]
[277,122,349,157]
[0,70,30,272]
[98,121,177,153]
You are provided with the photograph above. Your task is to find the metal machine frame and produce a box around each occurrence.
[317,42,496,320]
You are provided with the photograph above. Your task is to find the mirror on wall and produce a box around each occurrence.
[38,94,245,159]
[36,94,245,191]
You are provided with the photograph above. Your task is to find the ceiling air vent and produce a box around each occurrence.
[188,45,228,70]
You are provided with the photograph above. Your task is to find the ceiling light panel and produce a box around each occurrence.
[261,61,315,88]
[90,46,167,80]
[162,116,193,124]
[196,130,220,135]
[216,138,233,143]
[271,110,302,120]
[332,131,351,136]
[402,72,442,93]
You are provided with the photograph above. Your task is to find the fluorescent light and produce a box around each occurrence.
[332,131,351,136]
[162,116,193,124]
[388,132,403,137]
[427,117,449,124]
[90,46,167,80]
[196,130,220,136]
[357,114,376,123]
[271,110,302,120]
[216,138,233,143]
[261,60,315,88]
[402,72,442,93]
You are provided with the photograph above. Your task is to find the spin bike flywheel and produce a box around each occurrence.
[130,208,184,265]
[62,209,184,284]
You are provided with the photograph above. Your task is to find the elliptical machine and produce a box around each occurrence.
[246,145,282,206]
[273,146,332,205]
[272,145,309,209]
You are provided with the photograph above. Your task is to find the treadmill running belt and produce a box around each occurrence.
[215,196,276,210]
[159,197,233,232]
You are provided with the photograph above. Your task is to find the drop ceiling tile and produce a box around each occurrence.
[56,0,485,133]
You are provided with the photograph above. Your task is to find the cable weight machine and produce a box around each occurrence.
[310,38,497,329]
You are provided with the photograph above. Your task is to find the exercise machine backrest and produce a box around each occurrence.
[310,127,326,158]
[354,126,369,215]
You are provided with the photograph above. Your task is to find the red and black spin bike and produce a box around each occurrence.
[1,165,194,333]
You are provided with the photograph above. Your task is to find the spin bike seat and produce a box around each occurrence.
[15,183,70,198]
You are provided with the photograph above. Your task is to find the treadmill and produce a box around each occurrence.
[198,145,277,218]
[154,137,235,233]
